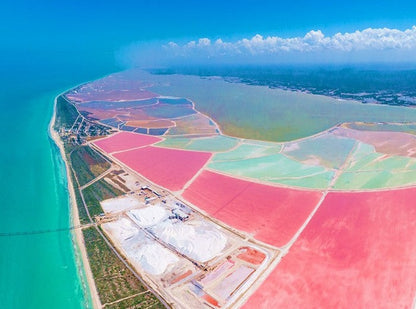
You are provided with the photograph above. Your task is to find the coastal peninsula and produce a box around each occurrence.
[52,70,416,308]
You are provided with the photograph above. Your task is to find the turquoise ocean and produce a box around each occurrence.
[0,54,117,308]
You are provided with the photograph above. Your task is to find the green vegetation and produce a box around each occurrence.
[105,293,166,309]
[82,178,124,217]
[65,145,113,223]
[83,227,164,307]
[54,95,79,130]
[153,66,416,108]
[70,170,90,224]
[347,122,416,135]
[70,146,111,186]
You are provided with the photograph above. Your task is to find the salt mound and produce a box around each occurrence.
[103,217,139,241]
[134,243,179,275]
[104,218,178,275]
[128,205,170,228]
[101,196,141,214]
[152,221,227,262]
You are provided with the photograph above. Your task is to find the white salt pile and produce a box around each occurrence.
[134,243,179,275]
[128,205,170,228]
[151,220,227,263]
[103,217,139,241]
[101,195,141,214]
[103,218,179,275]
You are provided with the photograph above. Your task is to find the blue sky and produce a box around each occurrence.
[1,0,416,66]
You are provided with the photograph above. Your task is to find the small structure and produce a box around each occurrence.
[145,196,157,204]
[172,208,189,221]
[141,185,161,197]
[175,202,192,214]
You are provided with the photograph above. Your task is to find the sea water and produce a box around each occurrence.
[0,56,116,308]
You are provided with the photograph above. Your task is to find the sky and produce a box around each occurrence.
[1,0,416,68]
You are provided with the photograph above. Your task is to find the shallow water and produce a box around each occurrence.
[0,58,116,308]
[137,70,416,141]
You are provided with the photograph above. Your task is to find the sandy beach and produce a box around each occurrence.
[49,96,101,309]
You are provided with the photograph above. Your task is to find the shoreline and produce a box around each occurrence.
[49,96,101,309]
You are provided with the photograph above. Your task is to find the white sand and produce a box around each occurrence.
[128,205,170,228]
[100,195,141,214]
[50,105,101,308]
[103,218,179,275]
[151,220,227,263]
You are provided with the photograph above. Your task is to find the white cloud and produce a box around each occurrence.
[117,26,416,67]
[197,38,211,47]
[164,26,416,56]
